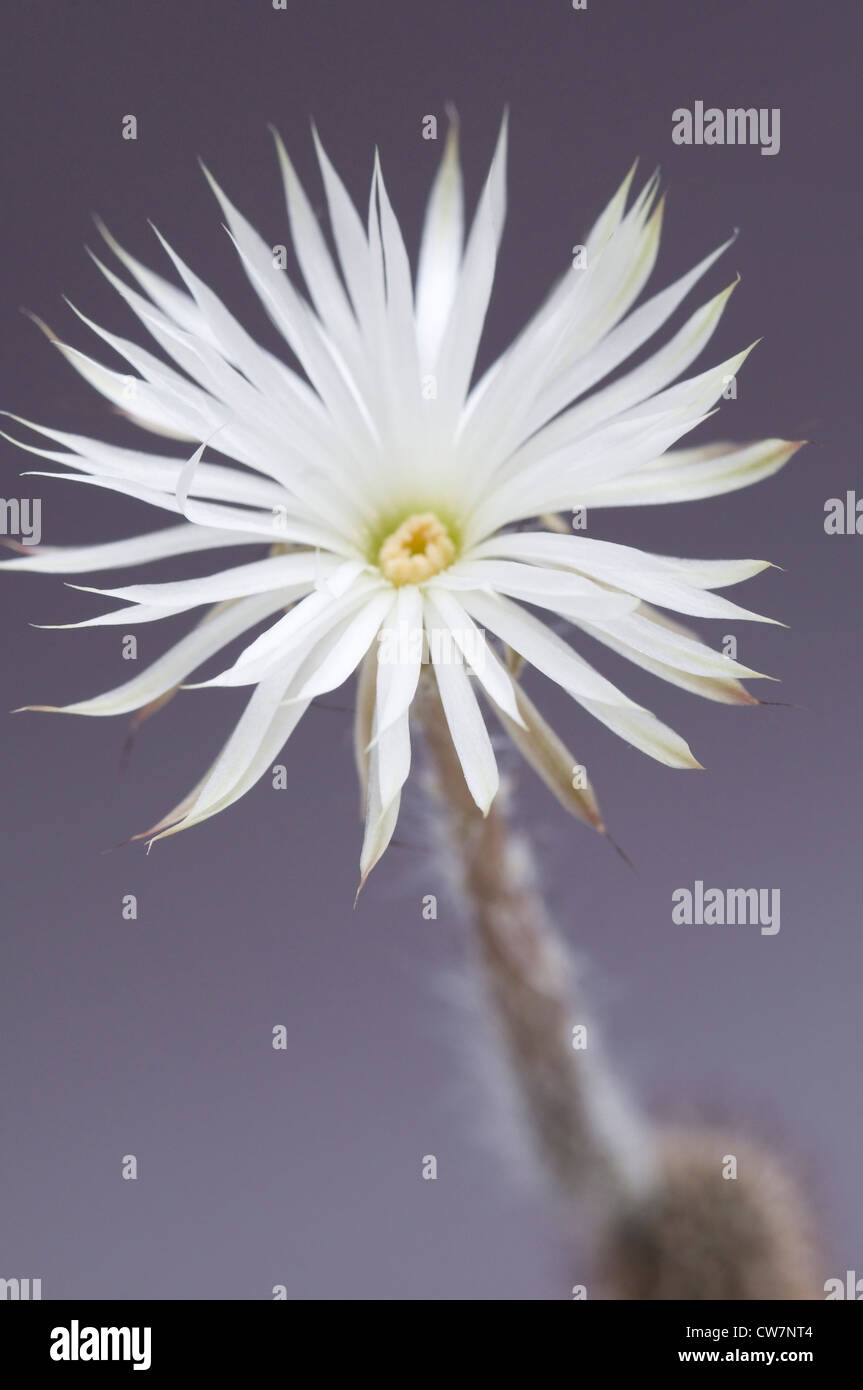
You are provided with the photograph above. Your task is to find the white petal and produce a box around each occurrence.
[458,174,667,485]
[1,414,291,506]
[372,152,419,372]
[85,252,353,526]
[460,162,638,439]
[200,576,384,687]
[482,678,605,829]
[368,152,423,453]
[23,592,292,716]
[458,589,640,706]
[37,600,214,629]
[483,344,757,533]
[524,234,736,441]
[422,586,525,726]
[415,121,464,369]
[372,586,424,738]
[94,217,217,342]
[312,125,378,337]
[576,699,702,769]
[353,649,377,808]
[471,533,780,623]
[457,585,701,769]
[434,113,508,424]
[143,224,323,414]
[576,438,803,508]
[427,613,499,814]
[576,610,768,680]
[150,677,311,840]
[272,127,363,363]
[561,177,664,361]
[584,160,639,259]
[79,551,353,611]
[202,163,379,455]
[518,278,739,466]
[511,175,663,416]
[291,588,394,700]
[438,557,640,620]
[376,705,412,812]
[21,467,353,553]
[0,523,246,574]
[465,398,718,538]
[358,697,405,891]
[358,765,402,892]
[575,614,761,705]
[53,340,202,440]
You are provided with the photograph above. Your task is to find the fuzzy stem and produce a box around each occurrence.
[417,674,820,1297]
[416,675,645,1207]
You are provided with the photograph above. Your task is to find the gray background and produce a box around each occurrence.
[0,0,859,1299]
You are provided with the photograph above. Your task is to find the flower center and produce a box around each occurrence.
[377,511,456,586]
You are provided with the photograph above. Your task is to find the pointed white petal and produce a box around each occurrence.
[0,414,292,505]
[575,614,761,705]
[37,600,211,629]
[80,551,352,611]
[457,589,640,706]
[353,649,377,808]
[527,234,736,438]
[482,678,605,830]
[20,466,353,552]
[272,127,362,360]
[471,533,780,623]
[415,121,464,369]
[202,163,378,453]
[372,586,424,738]
[466,402,715,539]
[520,278,739,464]
[0,523,247,574]
[422,586,525,726]
[457,586,702,768]
[358,765,402,891]
[312,125,378,336]
[291,588,394,700]
[584,160,639,259]
[576,698,703,769]
[150,677,311,840]
[434,114,508,422]
[427,611,499,814]
[576,609,768,680]
[95,218,222,345]
[375,705,412,812]
[23,592,292,716]
[199,576,384,687]
[438,557,640,620]
[358,695,405,891]
[576,438,804,508]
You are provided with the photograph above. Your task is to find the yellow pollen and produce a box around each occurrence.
[378,511,456,586]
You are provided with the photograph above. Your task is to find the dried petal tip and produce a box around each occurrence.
[21,308,58,341]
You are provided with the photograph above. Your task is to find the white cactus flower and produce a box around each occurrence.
[2,117,801,886]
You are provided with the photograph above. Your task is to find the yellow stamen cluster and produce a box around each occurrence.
[377,511,456,586]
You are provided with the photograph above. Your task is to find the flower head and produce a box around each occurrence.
[3,118,801,885]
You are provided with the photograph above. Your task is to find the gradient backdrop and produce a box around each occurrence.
[0,0,859,1299]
